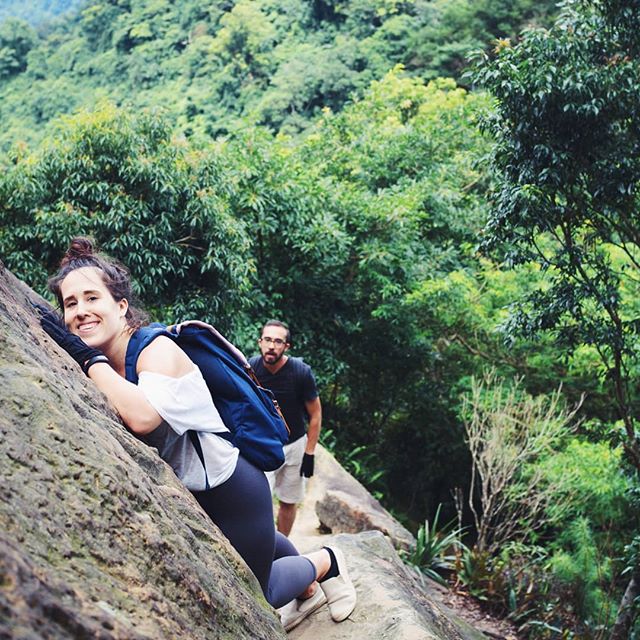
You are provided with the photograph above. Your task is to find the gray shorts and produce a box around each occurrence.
[266,435,307,504]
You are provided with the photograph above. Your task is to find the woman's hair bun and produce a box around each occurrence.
[60,237,95,267]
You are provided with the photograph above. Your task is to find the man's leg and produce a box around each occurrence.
[277,501,298,536]
[274,436,307,536]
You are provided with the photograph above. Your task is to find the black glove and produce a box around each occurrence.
[300,453,314,478]
[33,302,107,374]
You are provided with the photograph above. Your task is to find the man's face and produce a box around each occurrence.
[259,325,289,365]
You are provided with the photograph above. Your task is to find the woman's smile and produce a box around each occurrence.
[77,320,99,334]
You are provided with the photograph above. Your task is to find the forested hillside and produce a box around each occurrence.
[2,0,640,638]
[0,0,556,149]
[0,0,84,27]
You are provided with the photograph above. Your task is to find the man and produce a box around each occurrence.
[249,320,322,536]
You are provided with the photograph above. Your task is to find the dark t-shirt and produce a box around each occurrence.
[249,355,318,444]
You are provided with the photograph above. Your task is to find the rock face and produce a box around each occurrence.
[289,532,486,640]
[288,458,488,640]
[313,446,415,551]
[0,265,285,639]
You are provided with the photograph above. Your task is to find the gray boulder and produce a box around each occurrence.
[289,532,487,640]
[313,446,415,551]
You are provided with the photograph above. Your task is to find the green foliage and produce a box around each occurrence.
[476,3,640,627]
[455,542,536,617]
[0,19,37,79]
[296,71,493,520]
[475,0,640,471]
[455,421,639,635]
[0,0,558,149]
[460,370,638,632]
[455,536,616,637]
[452,367,639,635]
[534,443,638,633]
[401,504,465,587]
[408,0,557,82]
[535,440,634,532]
[461,371,578,553]
[548,518,616,631]
[405,255,619,426]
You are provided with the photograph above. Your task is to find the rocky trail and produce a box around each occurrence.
[287,447,520,640]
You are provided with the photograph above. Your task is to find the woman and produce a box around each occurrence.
[37,237,356,630]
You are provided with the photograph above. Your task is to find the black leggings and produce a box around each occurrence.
[193,455,316,608]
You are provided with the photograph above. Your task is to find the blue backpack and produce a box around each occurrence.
[124,321,289,475]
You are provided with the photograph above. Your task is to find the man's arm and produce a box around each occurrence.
[304,396,322,454]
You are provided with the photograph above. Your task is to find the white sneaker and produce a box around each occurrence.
[319,546,357,622]
[277,587,328,632]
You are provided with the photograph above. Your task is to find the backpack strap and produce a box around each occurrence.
[124,324,172,385]
[125,324,212,490]
[187,431,211,491]
[172,320,290,435]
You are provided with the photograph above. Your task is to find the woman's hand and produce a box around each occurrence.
[33,301,160,434]
[33,303,107,374]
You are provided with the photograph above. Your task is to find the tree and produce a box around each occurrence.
[461,371,578,553]
[296,70,494,519]
[475,0,640,635]
[0,0,561,150]
[0,104,254,333]
[407,0,557,82]
[0,18,37,79]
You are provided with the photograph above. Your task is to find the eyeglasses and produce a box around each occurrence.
[260,337,287,346]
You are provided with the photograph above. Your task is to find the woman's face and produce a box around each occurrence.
[59,267,128,349]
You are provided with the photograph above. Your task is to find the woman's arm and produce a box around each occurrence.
[36,305,194,435]
[89,336,195,435]
[88,363,161,434]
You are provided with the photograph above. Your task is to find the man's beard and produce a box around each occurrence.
[263,350,283,364]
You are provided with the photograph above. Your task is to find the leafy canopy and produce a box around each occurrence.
[476,0,640,469]
[0,0,558,150]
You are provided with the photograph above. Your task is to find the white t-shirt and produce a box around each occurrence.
[138,367,239,490]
